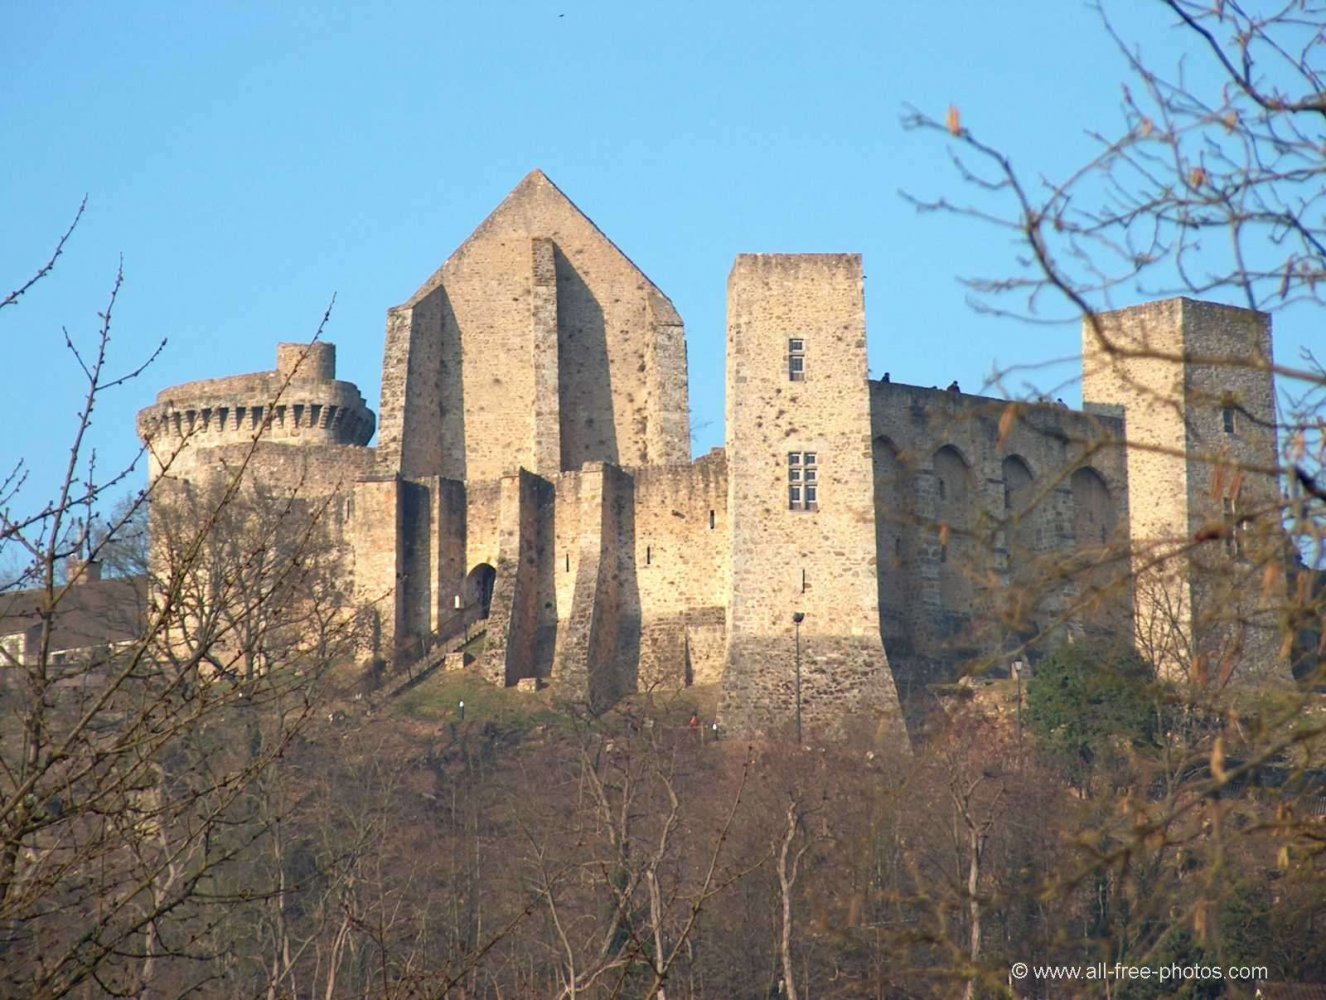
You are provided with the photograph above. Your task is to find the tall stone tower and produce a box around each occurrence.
[1082,298,1286,685]
[719,254,906,744]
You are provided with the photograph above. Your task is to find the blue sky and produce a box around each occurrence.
[2,1,1301,512]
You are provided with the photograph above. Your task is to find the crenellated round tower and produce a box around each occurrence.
[138,342,375,484]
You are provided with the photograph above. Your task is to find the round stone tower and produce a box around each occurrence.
[137,342,375,484]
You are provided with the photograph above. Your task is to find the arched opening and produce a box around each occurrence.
[874,436,907,571]
[1071,466,1120,631]
[1071,467,1115,549]
[465,563,497,619]
[1000,454,1042,646]
[873,436,913,655]
[933,445,973,610]
[1002,454,1038,568]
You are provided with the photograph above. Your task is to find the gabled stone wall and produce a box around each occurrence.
[376,171,690,484]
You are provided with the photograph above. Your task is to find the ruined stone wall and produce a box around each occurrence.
[683,606,727,687]
[631,451,730,689]
[552,471,584,621]
[1084,299,1285,681]
[868,383,1130,693]
[376,171,690,484]
[458,454,728,695]
[377,293,460,480]
[465,480,503,574]
[433,479,469,633]
[376,474,476,658]
[632,451,730,616]
[720,254,906,745]
[553,463,639,707]
[399,479,433,645]
[481,470,554,685]
[352,476,403,657]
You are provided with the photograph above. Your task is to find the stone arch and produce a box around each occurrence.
[1002,454,1038,568]
[1070,466,1122,633]
[1071,467,1115,549]
[933,445,973,608]
[1002,454,1034,509]
[464,563,497,619]
[933,445,972,506]
[873,436,914,653]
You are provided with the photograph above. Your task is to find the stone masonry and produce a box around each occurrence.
[137,170,1290,748]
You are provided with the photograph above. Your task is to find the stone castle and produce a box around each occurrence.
[137,170,1286,745]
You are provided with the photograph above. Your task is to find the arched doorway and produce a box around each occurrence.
[465,563,497,619]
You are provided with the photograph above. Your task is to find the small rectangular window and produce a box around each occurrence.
[787,452,820,511]
[1223,497,1245,559]
[788,338,806,381]
[1222,407,1236,434]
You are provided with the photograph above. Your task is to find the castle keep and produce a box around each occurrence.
[137,171,1287,743]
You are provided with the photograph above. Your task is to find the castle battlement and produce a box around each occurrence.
[138,343,375,478]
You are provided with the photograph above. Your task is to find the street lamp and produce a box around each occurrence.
[792,612,805,744]
[458,699,465,722]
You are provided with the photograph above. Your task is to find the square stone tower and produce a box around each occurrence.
[1082,298,1287,685]
[719,254,906,744]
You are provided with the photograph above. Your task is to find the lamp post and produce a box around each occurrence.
[458,699,465,722]
[1013,659,1025,751]
[792,612,805,744]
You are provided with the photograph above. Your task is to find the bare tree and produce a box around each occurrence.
[0,209,358,999]
[897,7,1326,974]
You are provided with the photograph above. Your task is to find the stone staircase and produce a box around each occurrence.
[388,607,489,698]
